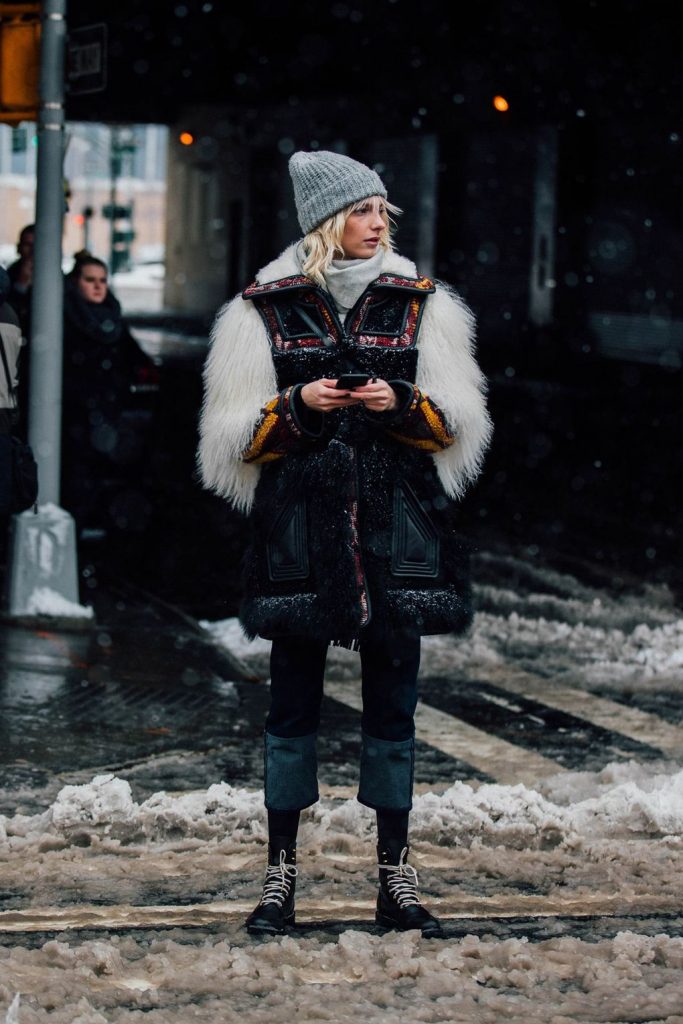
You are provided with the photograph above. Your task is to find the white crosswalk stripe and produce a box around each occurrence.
[476,665,683,760]
[324,680,566,785]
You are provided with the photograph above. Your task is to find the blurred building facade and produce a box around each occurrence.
[0,122,167,274]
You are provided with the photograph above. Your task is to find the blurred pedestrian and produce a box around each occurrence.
[6,224,34,429]
[199,151,493,937]
[62,251,158,534]
[6,224,34,338]
[0,266,25,566]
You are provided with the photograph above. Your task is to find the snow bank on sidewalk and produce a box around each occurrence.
[24,586,94,619]
[1,762,682,851]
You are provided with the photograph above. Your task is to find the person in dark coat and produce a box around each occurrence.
[199,151,493,937]
[62,251,157,533]
[6,225,34,429]
[0,266,24,562]
[5,224,34,339]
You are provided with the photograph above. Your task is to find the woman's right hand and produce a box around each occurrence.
[300,379,362,411]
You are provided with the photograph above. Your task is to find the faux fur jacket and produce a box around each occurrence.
[199,243,492,642]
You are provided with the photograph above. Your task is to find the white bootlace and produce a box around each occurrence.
[260,849,298,907]
[379,846,421,908]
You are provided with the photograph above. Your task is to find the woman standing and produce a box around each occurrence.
[62,252,157,533]
[199,151,492,937]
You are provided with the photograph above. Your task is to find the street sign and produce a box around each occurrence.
[66,22,106,96]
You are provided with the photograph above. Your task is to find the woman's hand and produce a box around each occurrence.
[300,379,363,411]
[351,378,399,413]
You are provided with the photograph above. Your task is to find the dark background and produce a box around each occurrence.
[63,0,682,618]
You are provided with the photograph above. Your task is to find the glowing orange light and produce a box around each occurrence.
[74,214,85,226]
[179,131,195,146]
[493,95,510,112]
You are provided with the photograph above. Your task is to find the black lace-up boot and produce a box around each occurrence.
[376,841,443,938]
[245,837,297,935]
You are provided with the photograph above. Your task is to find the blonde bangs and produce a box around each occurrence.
[301,196,402,285]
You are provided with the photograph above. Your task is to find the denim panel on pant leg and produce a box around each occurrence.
[264,730,319,811]
[357,731,414,811]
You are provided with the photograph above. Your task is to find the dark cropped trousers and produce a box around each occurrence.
[263,629,420,813]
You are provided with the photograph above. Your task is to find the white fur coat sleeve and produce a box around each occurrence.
[416,284,493,499]
[197,295,278,513]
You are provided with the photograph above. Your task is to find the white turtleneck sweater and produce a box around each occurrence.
[322,248,385,323]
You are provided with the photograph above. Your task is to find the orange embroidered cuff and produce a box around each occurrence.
[385,384,455,452]
[242,385,324,464]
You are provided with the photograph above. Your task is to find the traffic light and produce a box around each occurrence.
[0,3,41,126]
[11,122,26,149]
[102,203,133,220]
[103,201,135,273]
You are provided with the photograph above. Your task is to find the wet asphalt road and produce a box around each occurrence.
[0,582,481,815]
[0,557,680,816]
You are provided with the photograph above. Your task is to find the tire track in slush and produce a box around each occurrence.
[2,892,681,934]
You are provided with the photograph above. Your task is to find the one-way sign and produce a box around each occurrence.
[67,22,107,96]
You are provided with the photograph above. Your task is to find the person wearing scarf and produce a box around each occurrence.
[199,151,493,937]
[62,252,156,532]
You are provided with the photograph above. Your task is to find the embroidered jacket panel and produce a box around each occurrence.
[234,272,473,643]
[241,275,454,463]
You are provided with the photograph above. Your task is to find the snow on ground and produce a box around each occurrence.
[111,264,164,313]
[1,764,682,912]
[24,587,94,620]
[2,553,682,1021]
[3,761,683,852]
[2,929,683,1024]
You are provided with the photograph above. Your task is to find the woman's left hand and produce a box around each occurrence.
[352,378,399,413]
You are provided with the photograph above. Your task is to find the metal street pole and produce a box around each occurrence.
[109,125,118,271]
[6,0,85,621]
[29,0,65,501]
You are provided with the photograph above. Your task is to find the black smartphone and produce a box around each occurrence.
[334,372,373,390]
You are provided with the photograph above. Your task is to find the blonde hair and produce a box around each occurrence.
[301,195,402,285]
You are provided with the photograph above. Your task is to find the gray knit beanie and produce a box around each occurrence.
[288,150,387,234]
